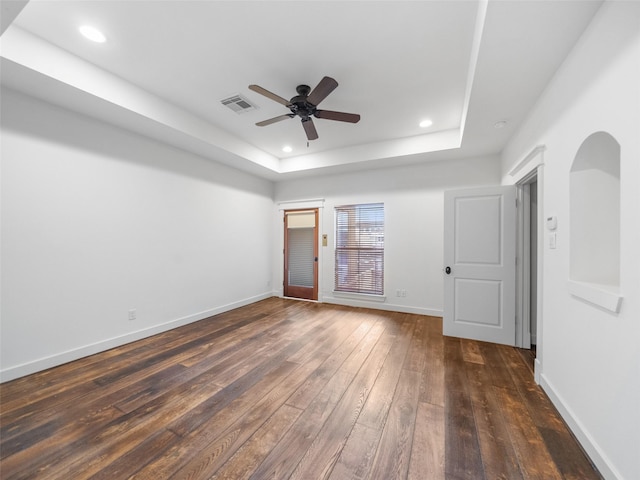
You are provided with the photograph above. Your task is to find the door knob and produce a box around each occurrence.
[445,266,451,275]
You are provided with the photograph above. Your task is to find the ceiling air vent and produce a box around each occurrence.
[220,94,258,114]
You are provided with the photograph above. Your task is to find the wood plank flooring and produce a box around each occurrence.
[0,298,601,479]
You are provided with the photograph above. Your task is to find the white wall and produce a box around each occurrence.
[0,88,274,381]
[501,3,640,479]
[274,155,501,316]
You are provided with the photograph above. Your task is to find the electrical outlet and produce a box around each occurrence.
[128,309,137,321]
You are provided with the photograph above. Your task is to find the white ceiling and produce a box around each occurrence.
[1,0,602,180]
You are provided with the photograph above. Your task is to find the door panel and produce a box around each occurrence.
[455,196,502,264]
[284,209,318,300]
[444,186,516,346]
[454,278,502,327]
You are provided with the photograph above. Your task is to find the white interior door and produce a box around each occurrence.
[444,186,516,346]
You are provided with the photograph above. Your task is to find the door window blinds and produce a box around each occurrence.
[334,203,384,295]
[288,227,315,287]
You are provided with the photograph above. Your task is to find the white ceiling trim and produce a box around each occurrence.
[459,0,489,143]
[0,14,487,178]
[0,27,281,172]
[279,128,461,174]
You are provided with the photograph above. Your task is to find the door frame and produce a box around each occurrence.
[277,199,324,301]
[284,208,319,300]
[510,146,545,383]
[515,174,535,349]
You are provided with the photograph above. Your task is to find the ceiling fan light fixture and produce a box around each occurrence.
[419,119,433,128]
[79,25,106,43]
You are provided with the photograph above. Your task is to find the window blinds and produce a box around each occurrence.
[334,203,384,295]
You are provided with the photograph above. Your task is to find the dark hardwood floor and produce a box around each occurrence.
[0,298,601,479]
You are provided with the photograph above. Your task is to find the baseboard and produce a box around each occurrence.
[0,292,273,383]
[534,358,542,384]
[540,373,620,480]
[321,294,443,317]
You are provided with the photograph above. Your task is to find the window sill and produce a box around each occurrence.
[332,291,386,303]
[567,280,623,313]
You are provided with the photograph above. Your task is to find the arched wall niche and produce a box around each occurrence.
[568,131,622,312]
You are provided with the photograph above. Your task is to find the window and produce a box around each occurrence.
[334,203,384,295]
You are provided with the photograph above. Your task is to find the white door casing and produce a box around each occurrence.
[444,186,516,346]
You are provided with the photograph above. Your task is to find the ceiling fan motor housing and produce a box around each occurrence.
[290,85,316,120]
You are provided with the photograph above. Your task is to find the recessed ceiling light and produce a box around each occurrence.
[79,25,106,43]
[494,120,508,129]
[419,119,433,128]
[282,146,293,153]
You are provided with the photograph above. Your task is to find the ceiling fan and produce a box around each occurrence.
[249,76,360,141]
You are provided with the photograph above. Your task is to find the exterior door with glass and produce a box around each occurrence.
[284,209,318,300]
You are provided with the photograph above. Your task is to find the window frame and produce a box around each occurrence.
[333,203,385,296]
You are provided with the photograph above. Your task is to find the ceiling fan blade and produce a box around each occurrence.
[306,76,338,106]
[248,84,292,106]
[256,114,294,127]
[315,110,361,123]
[302,118,319,141]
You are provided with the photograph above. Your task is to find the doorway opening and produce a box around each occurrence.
[516,171,540,370]
[530,179,538,350]
[283,209,319,301]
